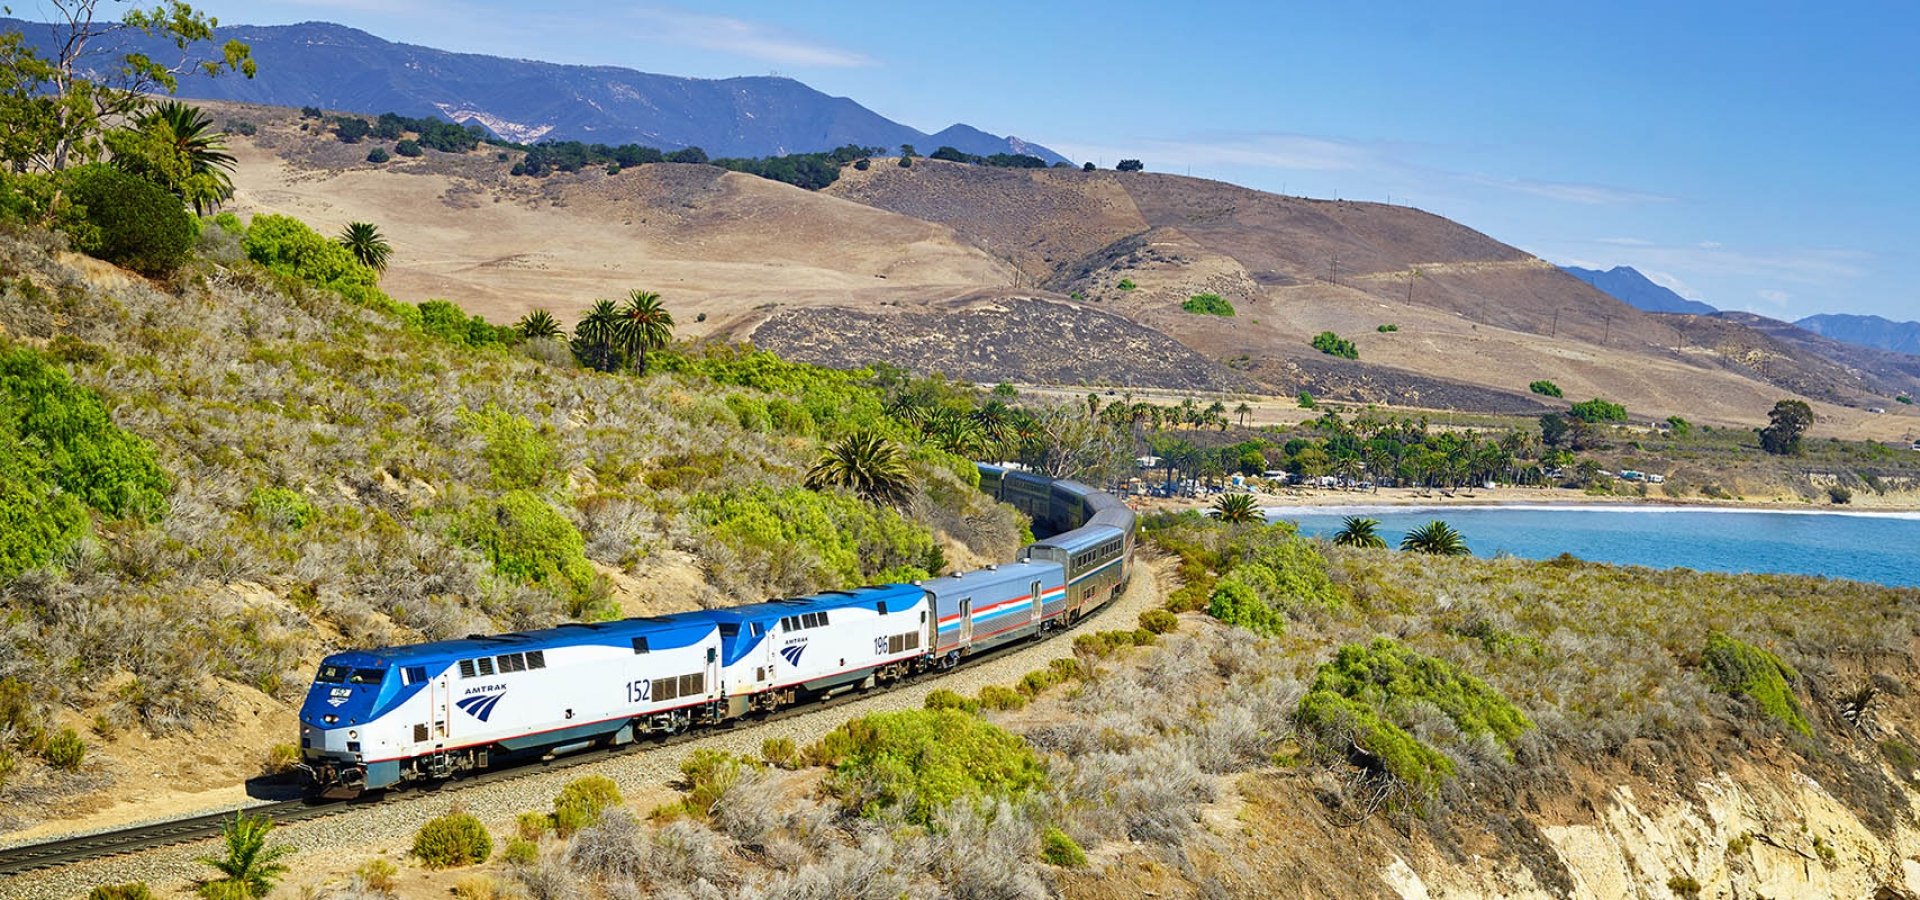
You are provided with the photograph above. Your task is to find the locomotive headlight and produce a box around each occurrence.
[323,715,338,725]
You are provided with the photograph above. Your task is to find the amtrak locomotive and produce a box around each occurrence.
[299,467,1134,796]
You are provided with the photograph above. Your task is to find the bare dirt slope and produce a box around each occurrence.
[220,103,1014,334]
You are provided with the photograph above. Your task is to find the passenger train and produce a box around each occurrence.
[298,465,1134,796]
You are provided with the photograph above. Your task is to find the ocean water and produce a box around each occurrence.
[1268,504,1920,588]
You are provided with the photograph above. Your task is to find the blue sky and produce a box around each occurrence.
[165,0,1916,321]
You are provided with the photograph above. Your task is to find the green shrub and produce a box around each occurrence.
[88,885,155,900]
[366,147,391,164]
[923,688,978,713]
[1181,293,1235,316]
[59,164,193,275]
[458,405,557,490]
[0,345,170,521]
[808,709,1046,823]
[761,736,798,769]
[1117,277,1136,291]
[455,490,601,607]
[552,775,622,836]
[355,858,396,893]
[1207,580,1285,636]
[976,685,1027,711]
[1040,826,1087,867]
[514,811,551,841]
[1310,331,1358,359]
[1828,485,1852,504]
[1297,390,1315,409]
[395,139,423,157]
[261,743,300,775]
[1376,323,1399,332]
[1139,608,1179,634]
[680,749,759,819]
[419,299,505,348]
[1568,398,1627,423]
[0,748,15,789]
[247,487,314,531]
[243,214,400,314]
[1700,632,1811,736]
[1528,380,1563,398]
[1294,638,1530,803]
[43,726,85,769]
[411,810,492,869]
[1667,875,1702,899]
[502,838,538,866]
[0,431,90,577]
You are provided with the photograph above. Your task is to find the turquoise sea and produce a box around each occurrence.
[1268,505,1920,588]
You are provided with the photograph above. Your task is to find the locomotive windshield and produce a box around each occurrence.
[315,664,386,684]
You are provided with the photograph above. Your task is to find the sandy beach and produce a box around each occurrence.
[1126,483,1920,517]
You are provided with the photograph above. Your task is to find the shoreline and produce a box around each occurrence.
[1128,485,1920,517]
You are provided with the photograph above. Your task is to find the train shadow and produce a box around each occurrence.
[243,774,312,802]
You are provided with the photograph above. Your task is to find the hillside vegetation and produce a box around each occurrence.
[0,214,1040,815]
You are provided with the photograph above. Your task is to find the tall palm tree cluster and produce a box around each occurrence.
[564,290,676,374]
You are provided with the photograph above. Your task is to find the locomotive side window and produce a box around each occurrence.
[402,666,427,685]
[631,636,650,654]
[749,623,765,637]
[458,659,476,679]
[525,651,545,669]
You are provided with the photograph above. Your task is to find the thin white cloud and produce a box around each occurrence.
[1756,288,1792,307]
[1468,174,1674,206]
[1596,237,1655,247]
[625,7,875,68]
[1053,133,1387,173]
[1641,269,1700,299]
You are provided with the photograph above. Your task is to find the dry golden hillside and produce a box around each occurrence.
[208,101,1920,438]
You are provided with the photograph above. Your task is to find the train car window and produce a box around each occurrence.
[458,659,476,679]
[349,668,385,684]
[476,657,495,677]
[631,636,650,654]
[316,665,348,683]
[525,651,545,669]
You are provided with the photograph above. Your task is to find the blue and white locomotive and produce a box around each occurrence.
[299,467,1133,796]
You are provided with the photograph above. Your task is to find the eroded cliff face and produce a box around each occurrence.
[1385,769,1920,899]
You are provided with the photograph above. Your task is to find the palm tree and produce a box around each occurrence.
[572,299,621,371]
[806,431,913,506]
[1332,516,1387,548]
[614,289,675,375]
[337,222,391,273]
[198,812,293,899]
[516,309,564,341]
[1400,520,1470,556]
[1234,402,1252,427]
[136,100,236,214]
[1211,491,1260,524]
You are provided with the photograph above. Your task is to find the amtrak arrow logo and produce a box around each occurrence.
[456,692,506,722]
[780,644,805,666]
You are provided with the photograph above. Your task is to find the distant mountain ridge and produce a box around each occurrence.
[1796,313,1920,356]
[2,18,1066,163]
[1561,265,1718,314]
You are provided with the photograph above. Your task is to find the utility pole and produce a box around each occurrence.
[1327,254,1339,286]
[1602,313,1614,345]
[1551,308,1560,338]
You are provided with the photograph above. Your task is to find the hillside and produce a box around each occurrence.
[0,18,1063,162]
[1799,313,1920,356]
[199,101,1920,438]
[1562,264,1718,314]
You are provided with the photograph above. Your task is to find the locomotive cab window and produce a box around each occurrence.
[402,666,427,685]
[347,668,386,684]
[316,664,349,684]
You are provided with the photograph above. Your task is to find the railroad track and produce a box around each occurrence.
[0,600,1116,878]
